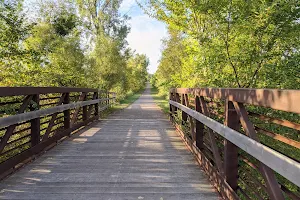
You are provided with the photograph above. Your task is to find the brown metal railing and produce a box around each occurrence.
[0,87,116,178]
[169,88,300,200]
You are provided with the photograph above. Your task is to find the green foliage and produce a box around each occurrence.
[76,0,130,43]
[0,0,148,100]
[126,53,149,92]
[151,86,169,114]
[0,0,32,60]
[142,1,300,197]
[52,11,78,36]
[0,0,40,85]
[144,0,299,92]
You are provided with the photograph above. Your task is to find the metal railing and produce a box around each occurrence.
[169,88,300,200]
[0,87,116,178]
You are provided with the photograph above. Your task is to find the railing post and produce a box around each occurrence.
[30,94,40,146]
[63,93,70,130]
[224,99,240,192]
[195,96,204,150]
[181,94,187,123]
[175,93,180,115]
[83,93,88,121]
[107,92,110,108]
[94,91,99,118]
[169,91,174,120]
[106,91,109,107]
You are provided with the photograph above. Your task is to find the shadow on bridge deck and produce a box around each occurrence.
[0,85,220,200]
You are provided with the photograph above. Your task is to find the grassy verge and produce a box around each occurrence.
[100,90,144,118]
[151,86,169,114]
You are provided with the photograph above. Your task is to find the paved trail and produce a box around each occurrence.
[0,84,219,200]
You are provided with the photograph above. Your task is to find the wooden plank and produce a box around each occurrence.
[171,88,300,114]
[169,100,300,187]
[0,85,219,200]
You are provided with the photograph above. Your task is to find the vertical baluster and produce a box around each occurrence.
[63,93,70,131]
[83,93,88,121]
[195,96,204,150]
[30,94,40,146]
[94,91,99,118]
[169,91,174,121]
[181,94,187,123]
[224,99,240,192]
[107,92,110,108]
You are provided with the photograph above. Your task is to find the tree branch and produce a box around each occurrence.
[243,60,263,88]
[225,0,241,88]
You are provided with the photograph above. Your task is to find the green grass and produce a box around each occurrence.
[100,90,144,118]
[118,90,144,106]
[151,86,169,114]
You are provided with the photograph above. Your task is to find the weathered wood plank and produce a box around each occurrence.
[0,85,218,200]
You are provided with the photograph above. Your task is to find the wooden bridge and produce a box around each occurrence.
[0,84,299,200]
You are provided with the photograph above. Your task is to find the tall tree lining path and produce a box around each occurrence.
[0,84,219,200]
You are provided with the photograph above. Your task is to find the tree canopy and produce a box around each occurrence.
[0,0,148,99]
[143,0,300,96]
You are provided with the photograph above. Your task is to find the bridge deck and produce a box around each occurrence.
[0,85,219,200]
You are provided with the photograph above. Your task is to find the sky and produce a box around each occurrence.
[119,0,167,74]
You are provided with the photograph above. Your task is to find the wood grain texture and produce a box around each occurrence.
[0,85,219,200]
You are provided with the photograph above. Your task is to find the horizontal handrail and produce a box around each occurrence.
[170,100,300,187]
[0,87,117,179]
[171,88,300,113]
[0,97,115,129]
[0,87,116,97]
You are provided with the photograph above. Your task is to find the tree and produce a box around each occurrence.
[154,29,185,95]
[143,0,300,89]
[76,0,133,95]
[25,3,86,87]
[76,0,129,39]
[0,0,38,86]
[0,0,149,99]
[126,53,149,92]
